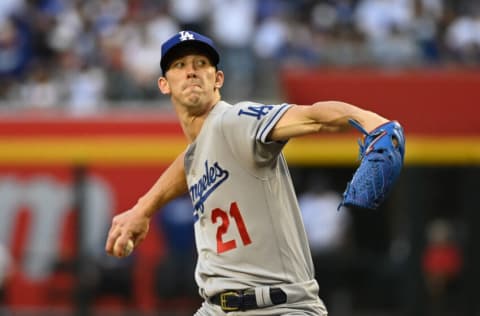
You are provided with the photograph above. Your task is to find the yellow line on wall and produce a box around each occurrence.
[0,136,479,166]
[285,136,480,166]
[0,136,188,165]
[400,136,480,165]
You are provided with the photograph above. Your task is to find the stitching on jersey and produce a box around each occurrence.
[258,103,290,142]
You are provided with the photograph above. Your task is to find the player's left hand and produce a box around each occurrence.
[105,208,151,257]
[339,119,405,210]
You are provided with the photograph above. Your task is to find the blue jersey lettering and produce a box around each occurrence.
[238,105,274,120]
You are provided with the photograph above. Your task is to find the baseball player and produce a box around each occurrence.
[105,31,389,315]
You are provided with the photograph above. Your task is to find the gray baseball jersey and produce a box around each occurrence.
[185,101,321,305]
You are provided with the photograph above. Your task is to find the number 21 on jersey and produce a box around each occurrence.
[211,202,252,254]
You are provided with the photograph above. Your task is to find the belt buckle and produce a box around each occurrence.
[220,291,240,311]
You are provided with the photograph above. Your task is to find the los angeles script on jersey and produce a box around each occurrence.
[189,160,229,217]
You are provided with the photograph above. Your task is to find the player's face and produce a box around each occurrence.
[158,54,223,112]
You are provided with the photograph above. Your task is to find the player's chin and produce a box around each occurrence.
[184,93,203,106]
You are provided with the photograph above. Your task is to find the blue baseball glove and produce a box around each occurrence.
[339,119,405,210]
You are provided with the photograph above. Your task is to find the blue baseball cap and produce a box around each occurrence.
[160,31,220,75]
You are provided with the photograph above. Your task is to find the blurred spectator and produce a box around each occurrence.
[0,0,479,107]
[210,0,257,101]
[168,0,211,33]
[253,13,289,60]
[257,0,290,21]
[278,18,320,68]
[101,41,144,101]
[310,1,370,67]
[25,1,58,65]
[369,24,422,67]
[47,2,83,54]
[445,11,480,64]
[253,11,289,99]
[18,62,61,108]
[0,0,25,25]
[121,9,178,100]
[411,0,444,63]
[121,23,163,100]
[422,218,463,316]
[99,13,144,101]
[83,0,127,38]
[355,0,413,42]
[315,23,371,67]
[354,0,424,67]
[145,7,179,49]
[311,2,339,32]
[334,0,357,26]
[60,51,106,115]
[0,17,30,81]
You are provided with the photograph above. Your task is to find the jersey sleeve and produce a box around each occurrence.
[220,102,292,167]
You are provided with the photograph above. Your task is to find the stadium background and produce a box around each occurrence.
[0,0,479,315]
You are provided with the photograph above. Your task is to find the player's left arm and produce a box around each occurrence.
[268,101,388,141]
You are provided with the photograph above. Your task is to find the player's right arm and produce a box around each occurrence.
[105,150,188,257]
[269,101,388,141]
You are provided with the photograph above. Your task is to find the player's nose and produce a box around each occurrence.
[186,71,197,79]
[185,61,198,76]
[186,69,197,79]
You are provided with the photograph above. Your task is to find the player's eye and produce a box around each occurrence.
[172,61,185,68]
[196,59,207,67]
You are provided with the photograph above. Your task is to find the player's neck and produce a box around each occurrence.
[175,101,217,142]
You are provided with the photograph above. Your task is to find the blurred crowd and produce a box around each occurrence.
[0,0,480,113]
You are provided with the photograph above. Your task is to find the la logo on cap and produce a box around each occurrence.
[179,31,195,41]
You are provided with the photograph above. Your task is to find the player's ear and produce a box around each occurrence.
[158,77,170,94]
[214,70,224,90]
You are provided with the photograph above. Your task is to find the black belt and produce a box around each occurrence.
[210,288,287,312]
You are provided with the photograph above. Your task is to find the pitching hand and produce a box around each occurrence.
[105,207,151,258]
